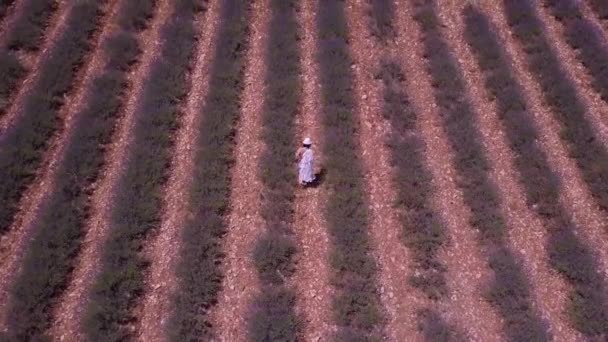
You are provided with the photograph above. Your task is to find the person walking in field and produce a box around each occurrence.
[296,137,315,187]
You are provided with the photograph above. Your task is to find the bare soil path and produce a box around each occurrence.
[0,0,70,131]
[49,1,175,339]
[213,1,268,340]
[394,0,505,339]
[290,0,334,339]
[484,0,608,290]
[535,3,608,147]
[136,1,221,340]
[345,1,425,339]
[439,3,583,340]
[0,0,117,332]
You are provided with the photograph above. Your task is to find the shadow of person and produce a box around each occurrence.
[307,167,326,188]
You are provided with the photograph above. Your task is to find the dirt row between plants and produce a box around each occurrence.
[49,1,174,339]
[0,0,20,45]
[290,0,333,340]
[473,0,608,334]
[485,0,608,286]
[0,0,68,131]
[438,3,582,340]
[3,0,605,339]
[584,1,608,35]
[579,0,608,130]
[0,0,117,333]
[345,1,424,339]
[136,1,220,340]
[393,0,504,339]
[0,0,54,52]
[579,0,608,99]
[0,0,16,25]
[536,3,608,149]
[212,1,267,340]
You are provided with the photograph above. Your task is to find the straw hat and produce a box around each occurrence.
[303,137,312,145]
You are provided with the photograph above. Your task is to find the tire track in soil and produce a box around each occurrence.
[212,1,267,340]
[394,0,504,339]
[536,3,608,147]
[345,1,424,340]
[0,0,70,132]
[291,0,333,339]
[136,1,220,340]
[439,3,582,340]
[0,0,116,332]
[484,0,608,296]
[49,1,174,339]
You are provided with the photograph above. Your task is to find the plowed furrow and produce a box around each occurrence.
[167,1,252,340]
[212,1,267,340]
[347,1,429,340]
[247,0,303,339]
[395,1,504,339]
[137,1,219,341]
[443,3,582,340]
[48,0,160,340]
[291,0,333,339]
[0,1,113,337]
[488,1,608,335]
[80,0,203,339]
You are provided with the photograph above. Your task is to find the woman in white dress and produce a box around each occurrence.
[296,137,315,187]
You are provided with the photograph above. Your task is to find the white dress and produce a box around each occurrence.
[298,149,315,184]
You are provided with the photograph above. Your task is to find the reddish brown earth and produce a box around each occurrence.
[290,0,334,340]
[585,2,608,36]
[438,3,582,339]
[393,1,504,339]
[2,0,608,339]
[578,0,608,131]
[0,0,21,44]
[345,1,426,339]
[536,3,608,148]
[212,1,267,340]
[136,1,220,341]
[49,1,174,339]
[0,0,118,332]
[0,0,71,131]
[580,1,608,87]
[482,0,608,286]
